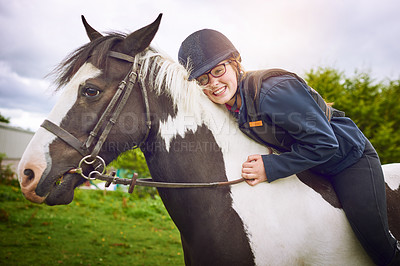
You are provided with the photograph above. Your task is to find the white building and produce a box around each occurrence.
[0,122,34,174]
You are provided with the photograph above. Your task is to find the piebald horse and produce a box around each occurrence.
[18,14,400,265]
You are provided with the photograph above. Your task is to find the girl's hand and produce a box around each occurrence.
[241,154,268,186]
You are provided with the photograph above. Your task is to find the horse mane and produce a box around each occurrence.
[135,49,206,115]
[51,32,207,115]
[51,33,126,90]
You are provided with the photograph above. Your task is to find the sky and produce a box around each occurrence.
[0,0,399,131]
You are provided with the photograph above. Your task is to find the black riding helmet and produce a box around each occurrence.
[178,29,241,80]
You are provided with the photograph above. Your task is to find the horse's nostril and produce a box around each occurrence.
[24,169,35,181]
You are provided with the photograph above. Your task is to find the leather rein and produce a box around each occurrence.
[41,51,244,193]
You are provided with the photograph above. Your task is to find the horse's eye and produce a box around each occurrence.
[83,87,100,98]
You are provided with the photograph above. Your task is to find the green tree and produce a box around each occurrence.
[108,148,155,197]
[0,153,16,183]
[305,67,400,164]
[109,148,150,178]
[0,113,10,123]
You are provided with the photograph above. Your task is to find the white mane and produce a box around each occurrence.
[132,47,208,117]
[131,47,237,150]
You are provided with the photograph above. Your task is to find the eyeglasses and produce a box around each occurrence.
[196,61,232,86]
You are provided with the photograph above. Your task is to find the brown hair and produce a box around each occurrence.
[227,53,246,84]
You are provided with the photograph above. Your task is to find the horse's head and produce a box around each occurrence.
[18,14,162,205]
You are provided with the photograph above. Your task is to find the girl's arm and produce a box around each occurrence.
[258,76,338,182]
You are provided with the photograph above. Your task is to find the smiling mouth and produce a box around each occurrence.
[213,86,226,96]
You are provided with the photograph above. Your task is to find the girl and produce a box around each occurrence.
[178,29,399,265]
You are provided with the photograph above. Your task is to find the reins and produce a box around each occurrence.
[88,171,245,193]
[42,50,245,193]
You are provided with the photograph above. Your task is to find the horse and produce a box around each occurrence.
[17,14,400,265]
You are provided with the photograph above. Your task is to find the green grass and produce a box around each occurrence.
[0,181,184,265]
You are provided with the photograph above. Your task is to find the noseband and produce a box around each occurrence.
[41,51,244,191]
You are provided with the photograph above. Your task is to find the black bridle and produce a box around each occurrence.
[41,51,151,177]
[41,51,244,192]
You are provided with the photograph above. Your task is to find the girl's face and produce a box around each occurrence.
[199,60,238,106]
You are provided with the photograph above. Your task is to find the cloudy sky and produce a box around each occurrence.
[0,0,399,131]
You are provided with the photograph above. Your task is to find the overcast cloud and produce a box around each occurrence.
[0,0,399,131]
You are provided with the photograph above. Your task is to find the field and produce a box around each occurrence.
[0,180,184,265]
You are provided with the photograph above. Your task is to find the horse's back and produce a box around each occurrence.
[383,163,400,240]
[383,163,400,191]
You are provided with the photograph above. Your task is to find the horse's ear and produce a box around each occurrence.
[81,15,103,41]
[123,14,162,55]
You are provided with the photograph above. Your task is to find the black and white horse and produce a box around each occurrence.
[18,15,400,265]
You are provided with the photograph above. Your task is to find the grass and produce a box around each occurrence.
[0,180,184,265]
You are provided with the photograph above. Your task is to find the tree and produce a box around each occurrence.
[305,67,400,164]
[0,153,16,182]
[108,148,155,197]
[0,113,10,123]
[108,148,150,178]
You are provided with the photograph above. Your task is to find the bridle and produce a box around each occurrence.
[41,51,150,174]
[41,50,244,192]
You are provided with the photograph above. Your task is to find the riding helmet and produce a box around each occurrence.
[178,29,240,80]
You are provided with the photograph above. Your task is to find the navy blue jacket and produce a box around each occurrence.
[236,74,366,182]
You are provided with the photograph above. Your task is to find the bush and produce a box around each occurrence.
[305,68,400,164]
[108,149,157,198]
[0,153,17,185]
